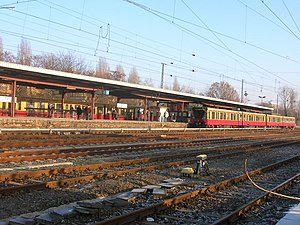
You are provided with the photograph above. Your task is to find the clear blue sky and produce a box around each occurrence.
[1,0,300,105]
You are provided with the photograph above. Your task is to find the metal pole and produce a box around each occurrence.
[241,79,244,103]
[160,63,166,89]
[10,80,16,117]
[276,94,279,114]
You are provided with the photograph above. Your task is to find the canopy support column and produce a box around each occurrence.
[10,80,16,117]
[91,91,95,120]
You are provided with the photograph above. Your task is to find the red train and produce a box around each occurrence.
[188,107,296,128]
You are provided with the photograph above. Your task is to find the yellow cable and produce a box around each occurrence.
[244,159,300,201]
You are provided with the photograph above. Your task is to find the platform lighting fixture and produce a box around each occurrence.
[259,95,266,104]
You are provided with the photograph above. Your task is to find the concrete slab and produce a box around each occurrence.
[34,212,62,225]
[153,188,167,199]
[0,222,9,225]
[158,183,176,188]
[163,178,184,183]
[110,198,132,207]
[117,192,138,201]
[74,206,98,215]
[52,207,77,218]
[9,217,35,225]
[131,188,147,194]
[77,199,103,209]
[142,185,161,190]
[276,204,300,225]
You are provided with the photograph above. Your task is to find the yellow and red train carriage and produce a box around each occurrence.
[189,107,296,128]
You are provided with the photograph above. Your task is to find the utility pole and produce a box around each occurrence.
[276,94,279,114]
[240,79,244,103]
[160,63,166,89]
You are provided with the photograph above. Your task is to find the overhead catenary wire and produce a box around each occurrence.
[260,0,300,41]
[124,0,300,90]
[281,0,300,35]
[1,0,299,97]
[5,0,298,88]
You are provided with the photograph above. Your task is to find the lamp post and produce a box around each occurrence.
[259,95,266,104]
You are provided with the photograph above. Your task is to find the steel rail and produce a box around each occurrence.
[210,173,300,225]
[1,135,299,164]
[0,137,244,163]
[0,127,278,133]
[93,155,300,225]
[0,140,299,195]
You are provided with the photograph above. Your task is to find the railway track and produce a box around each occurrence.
[0,131,299,224]
[0,129,295,150]
[0,137,298,195]
[95,156,300,225]
[0,131,297,164]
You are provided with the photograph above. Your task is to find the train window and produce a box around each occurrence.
[221,112,224,120]
[212,111,215,119]
[56,103,61,109]
[17,101,21,110]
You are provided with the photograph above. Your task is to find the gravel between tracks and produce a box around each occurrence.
[1,142,300,224]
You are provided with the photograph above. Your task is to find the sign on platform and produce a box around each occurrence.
[0,96,12,102]
[117,103,127,109]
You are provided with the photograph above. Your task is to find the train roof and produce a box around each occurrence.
[0,61,273,113]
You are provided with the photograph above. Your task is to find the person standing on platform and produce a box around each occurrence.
[87,106,91,120]
[164,109,169,122]
[48,103,54,118]
[83,106,88,120]
[158,110,162,122]
[70,105,75,119]
[76,106,82,120]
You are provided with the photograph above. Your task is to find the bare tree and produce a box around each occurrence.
[278,86,297,116]
[142,78,155,87]
[205,81,240,102]
[95,57,112,79]
[172,76,181,91]
[33,51,94,75]
[17,39,32,65]
[112,64,126,81]
[0,37,3,61]
[33,53,58,69]
[128,67,140,84]
[3,51,16,63]
[181,84,195,94]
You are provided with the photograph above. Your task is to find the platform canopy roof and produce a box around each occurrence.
[0,61,273,113]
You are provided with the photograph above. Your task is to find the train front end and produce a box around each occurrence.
[188,107,207,128]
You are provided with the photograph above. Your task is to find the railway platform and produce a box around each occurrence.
[276,203,300,225]
[0,116,187,129]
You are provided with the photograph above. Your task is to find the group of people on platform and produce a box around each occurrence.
[47,104,91,120]
[47,104,171,122]
[137,108,169,122]
[75,105,91,120]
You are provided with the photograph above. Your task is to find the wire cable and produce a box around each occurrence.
[244,159,300,200]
